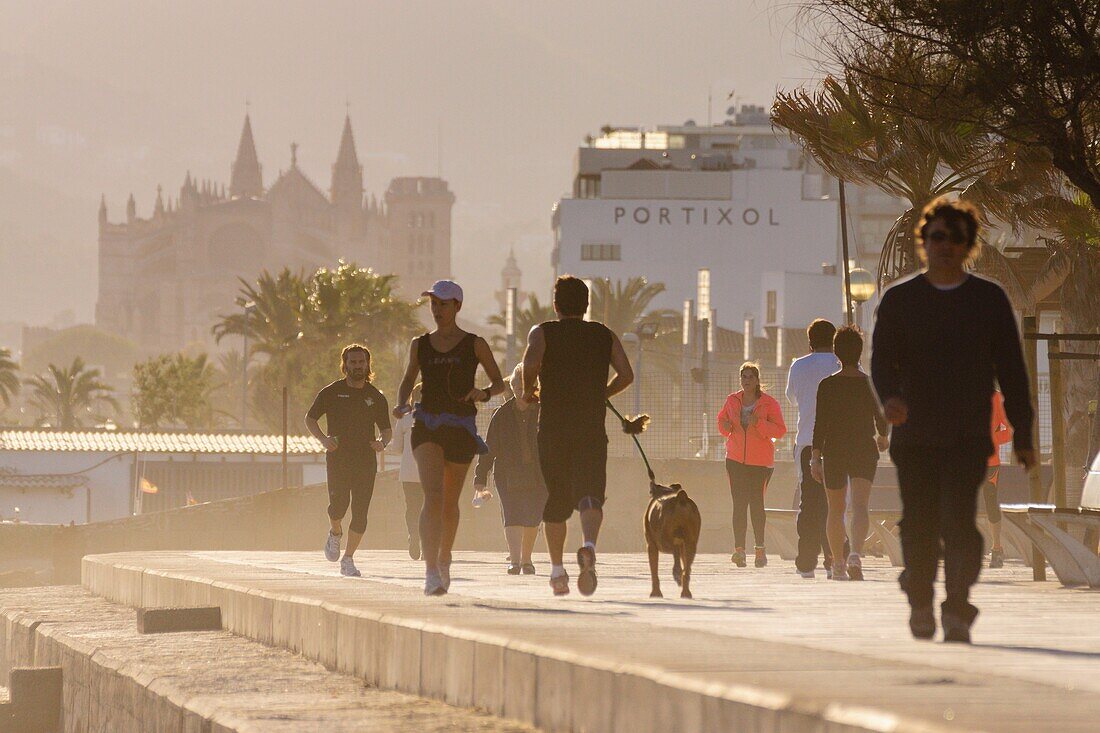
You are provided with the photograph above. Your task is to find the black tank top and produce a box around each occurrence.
[418,332,478,417]
[539,319,613,434]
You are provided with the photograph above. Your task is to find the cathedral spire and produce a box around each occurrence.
[331,114,363,210]
[230,114,263,199]
[154,185,165,216]
[99,195,108,227]
[126,193,136,223]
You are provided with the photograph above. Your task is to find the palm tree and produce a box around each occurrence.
[25,357,119,429]
[772,73,1060,288]
[212,267,309,359]
[0,348,18,409]
[487,293,555,355]
[305,260,422,351]
[589,277,678,337]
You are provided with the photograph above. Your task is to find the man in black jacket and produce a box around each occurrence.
[872,198,1036,643]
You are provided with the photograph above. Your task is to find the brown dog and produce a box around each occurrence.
[644,482,701,599]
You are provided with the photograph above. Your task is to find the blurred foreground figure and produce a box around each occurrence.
[305,344,392,578]
[872,198,1035,643]
[394,280,506,596]
[523,275,634,597]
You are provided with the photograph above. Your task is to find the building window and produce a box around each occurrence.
[575,175,601,199]
[766,290,777,324]
[581,243,621,261]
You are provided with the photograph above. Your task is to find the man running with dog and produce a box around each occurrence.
[522,275,634,597]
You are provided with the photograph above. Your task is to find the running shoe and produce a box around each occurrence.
[550,571,570,596]
[797,569,816,579]
[576,546,598,596]
[847,553,864,581]
[324,531,342,562]
[754,547,767,568]
[731,549,747,567]
[521,562,536,575]
[989,547,1005,569]
[471,488,493,508]
[408,536,421,561]
[909,606,936,640]
[507,563,522,575]
[340,556,361,577]
[424,570,447,596]
[830,564,849,581]
[942,614,972,644]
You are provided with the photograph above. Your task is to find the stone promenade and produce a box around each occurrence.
[83,550,1100,732]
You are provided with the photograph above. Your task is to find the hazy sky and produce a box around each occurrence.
[0,1,819,331]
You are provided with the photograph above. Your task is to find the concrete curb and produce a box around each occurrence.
[83,553,957,733]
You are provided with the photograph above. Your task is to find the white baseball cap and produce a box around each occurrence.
[421,280,463,302]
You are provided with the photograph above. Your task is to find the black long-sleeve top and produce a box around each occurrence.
[871,273,1033,454]
[812,372,887,455]
[473,398,546,491]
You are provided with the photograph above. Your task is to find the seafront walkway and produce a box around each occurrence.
[82,550,1099,732]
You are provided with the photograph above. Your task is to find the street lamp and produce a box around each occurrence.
[696,269,712,459]
[505,287,518,372]
[849,268,876,331]
[633,320,660,417]
[241,301,257,431]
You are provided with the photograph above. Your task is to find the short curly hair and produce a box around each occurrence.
[832,326,863,368]
[914,196,982,264]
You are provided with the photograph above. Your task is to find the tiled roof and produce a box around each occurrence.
[0,430,324,455]
[0,467,88,490]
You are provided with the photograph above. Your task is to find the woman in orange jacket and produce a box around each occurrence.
[718,362,788,567]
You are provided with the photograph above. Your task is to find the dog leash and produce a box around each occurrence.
[605,399,656,482]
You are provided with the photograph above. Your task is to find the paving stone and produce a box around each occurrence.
[137,606,222,634]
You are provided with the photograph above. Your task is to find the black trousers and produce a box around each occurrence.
[402,482,423,543]
[795,446,836,572]
[726,459,771,549]
[892,443,987,623]
[326,451,377,534]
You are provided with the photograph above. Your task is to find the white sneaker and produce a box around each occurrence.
[798,569,815,579]
[831,565,850,581]
[472,489,493,508]
[424,570,447,596]
[324,531,341,562]
[340,556,361,577]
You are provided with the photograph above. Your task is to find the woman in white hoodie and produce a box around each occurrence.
[389,384,423,559]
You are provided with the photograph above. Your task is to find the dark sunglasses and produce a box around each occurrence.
[926,230,966,245]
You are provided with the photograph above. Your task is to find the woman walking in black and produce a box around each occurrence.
[809,327,889,581]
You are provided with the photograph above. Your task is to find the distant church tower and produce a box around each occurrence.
[331,115,364,240]
[495,247,523,312]
[229,115,263,198]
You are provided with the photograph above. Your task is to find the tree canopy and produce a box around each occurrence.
[212,262,422,432]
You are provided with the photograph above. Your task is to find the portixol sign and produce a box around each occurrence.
[613,206,781,227]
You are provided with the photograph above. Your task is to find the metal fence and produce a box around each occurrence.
[476,370,1054,463]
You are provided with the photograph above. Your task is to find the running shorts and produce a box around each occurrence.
[411,420,478,465]
[538,427,608,523]
[823,448,878,490]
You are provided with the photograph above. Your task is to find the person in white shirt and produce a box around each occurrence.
[786,319,843,578]
[388,384,424,559]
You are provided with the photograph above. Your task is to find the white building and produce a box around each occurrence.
[0,429,326,525]
[552,109,905,359]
